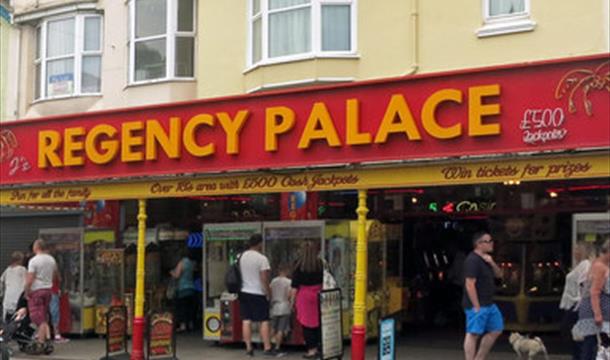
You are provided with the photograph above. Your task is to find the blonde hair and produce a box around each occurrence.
[576,242,596,260]
[295,241,323,273]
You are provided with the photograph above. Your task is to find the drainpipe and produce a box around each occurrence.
[402,0,419,76]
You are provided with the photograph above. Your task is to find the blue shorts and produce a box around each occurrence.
[464,304,504,335]
[50,293,60,327]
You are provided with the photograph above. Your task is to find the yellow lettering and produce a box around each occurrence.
[146,118,181,160]
[374,94,421,143]
[298,102,341,149]
[121,121,145,162]
[38,130,62,168]
[217,110,249,155]
[265,106,295,152]
[183,114,215,157]
[421,89,463,139]
[63,127,86,166]
[85,125,118,165]
[346,99,371,145]
[469,84,501,137]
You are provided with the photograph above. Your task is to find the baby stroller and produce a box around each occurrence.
[0,302,54,357]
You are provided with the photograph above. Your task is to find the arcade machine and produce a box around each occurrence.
[494,214,566,332]
[202,222,262,342]
[572,213,610,265]
[94,249,125,335]
[38,228,116,335]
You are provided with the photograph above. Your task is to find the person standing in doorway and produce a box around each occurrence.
[239,234,274,357]
[463,232,504,360]
[0,251,26,322]
[24,239,58,346]
[170,248,197,332]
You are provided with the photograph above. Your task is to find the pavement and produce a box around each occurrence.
[7,332,573,360]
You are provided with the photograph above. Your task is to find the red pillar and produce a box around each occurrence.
[131,317,145,360]
[351,324,366,360]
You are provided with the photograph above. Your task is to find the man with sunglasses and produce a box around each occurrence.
[462,231,503,360]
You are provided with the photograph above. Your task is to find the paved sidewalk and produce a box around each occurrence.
[8,333,572,360]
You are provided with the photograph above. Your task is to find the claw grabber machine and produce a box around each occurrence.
[202,223,262,343]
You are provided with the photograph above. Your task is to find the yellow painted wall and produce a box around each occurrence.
[197,0,609,98]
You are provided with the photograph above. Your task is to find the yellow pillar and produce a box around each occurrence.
[351,189,368,360]
[131,199,147,360]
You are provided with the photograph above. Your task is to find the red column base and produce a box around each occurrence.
[131,316,145,360]
[351,324,366,360]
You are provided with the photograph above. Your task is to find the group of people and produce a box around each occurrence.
[462,231,610,360]
[0,239,69,352]
[237,234,324,358]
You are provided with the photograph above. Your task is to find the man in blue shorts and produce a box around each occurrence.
[463,231,504,360]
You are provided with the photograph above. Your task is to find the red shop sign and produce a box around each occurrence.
[0,54,608,186]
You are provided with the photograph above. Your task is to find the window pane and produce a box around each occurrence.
[35,64,41,99]
[175,37,194,77]
[84,17,101,51]
[252,0,260,15]
[47,18,74,57]
[252,18,262,63]
[46,58,74,97]
[269,0,309,11]
[490,0,525,16]
[269,7,310,58]
[135,0,167,38]
[135,38,166,81]
[322,5,350,51]
[177,0,194,32]
[36,27,41,59]
[82,56,101,93]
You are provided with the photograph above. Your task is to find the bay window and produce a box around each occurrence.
[249,0,356,67]
[35,14,102,99]
[129,0,195,83]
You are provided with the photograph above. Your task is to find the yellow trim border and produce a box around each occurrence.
[1,153,608,205]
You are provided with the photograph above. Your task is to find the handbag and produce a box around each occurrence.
[323,262,337,290]
[224,253,242,294]
[597,333,610,360]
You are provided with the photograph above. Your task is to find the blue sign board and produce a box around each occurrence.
[378,317,395,360]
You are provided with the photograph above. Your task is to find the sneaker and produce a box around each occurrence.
[263,349,277,357]
[54,335,69,344]
[246,349,255,357]
[274,350,287,358]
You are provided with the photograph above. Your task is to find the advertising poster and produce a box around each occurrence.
[378,317,396,360]
[105,306,127,355]
[319,289,343,360]
[147,311,176,359]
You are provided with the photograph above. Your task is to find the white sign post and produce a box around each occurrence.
[319,289,343,360]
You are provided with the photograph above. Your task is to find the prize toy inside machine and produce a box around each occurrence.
[39,227,115,335]
[263,220,327,345]
[202,223,262,343]
[494,214,565,332]
[324,220,404,339]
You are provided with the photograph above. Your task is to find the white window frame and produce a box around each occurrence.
[247,0,357,69]
[128,0,196,85]
[476,0,536,38]
[34,13,103,100]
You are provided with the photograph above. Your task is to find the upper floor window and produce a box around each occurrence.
[35,14,103,100]
[128,0,195,84]
[249,0,356,67]
[477,0,535,38]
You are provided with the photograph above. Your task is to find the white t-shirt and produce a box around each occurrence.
[270,276,292,316]
[239,250,270,296]
[28,253,57,292]
[1,265,27,314]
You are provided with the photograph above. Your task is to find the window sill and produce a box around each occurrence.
[126,77,196,89]
[31,93,102,105]
[244,53,360,75]
[476,18,536,38]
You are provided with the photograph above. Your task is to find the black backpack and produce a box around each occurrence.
[225,253,242,293]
